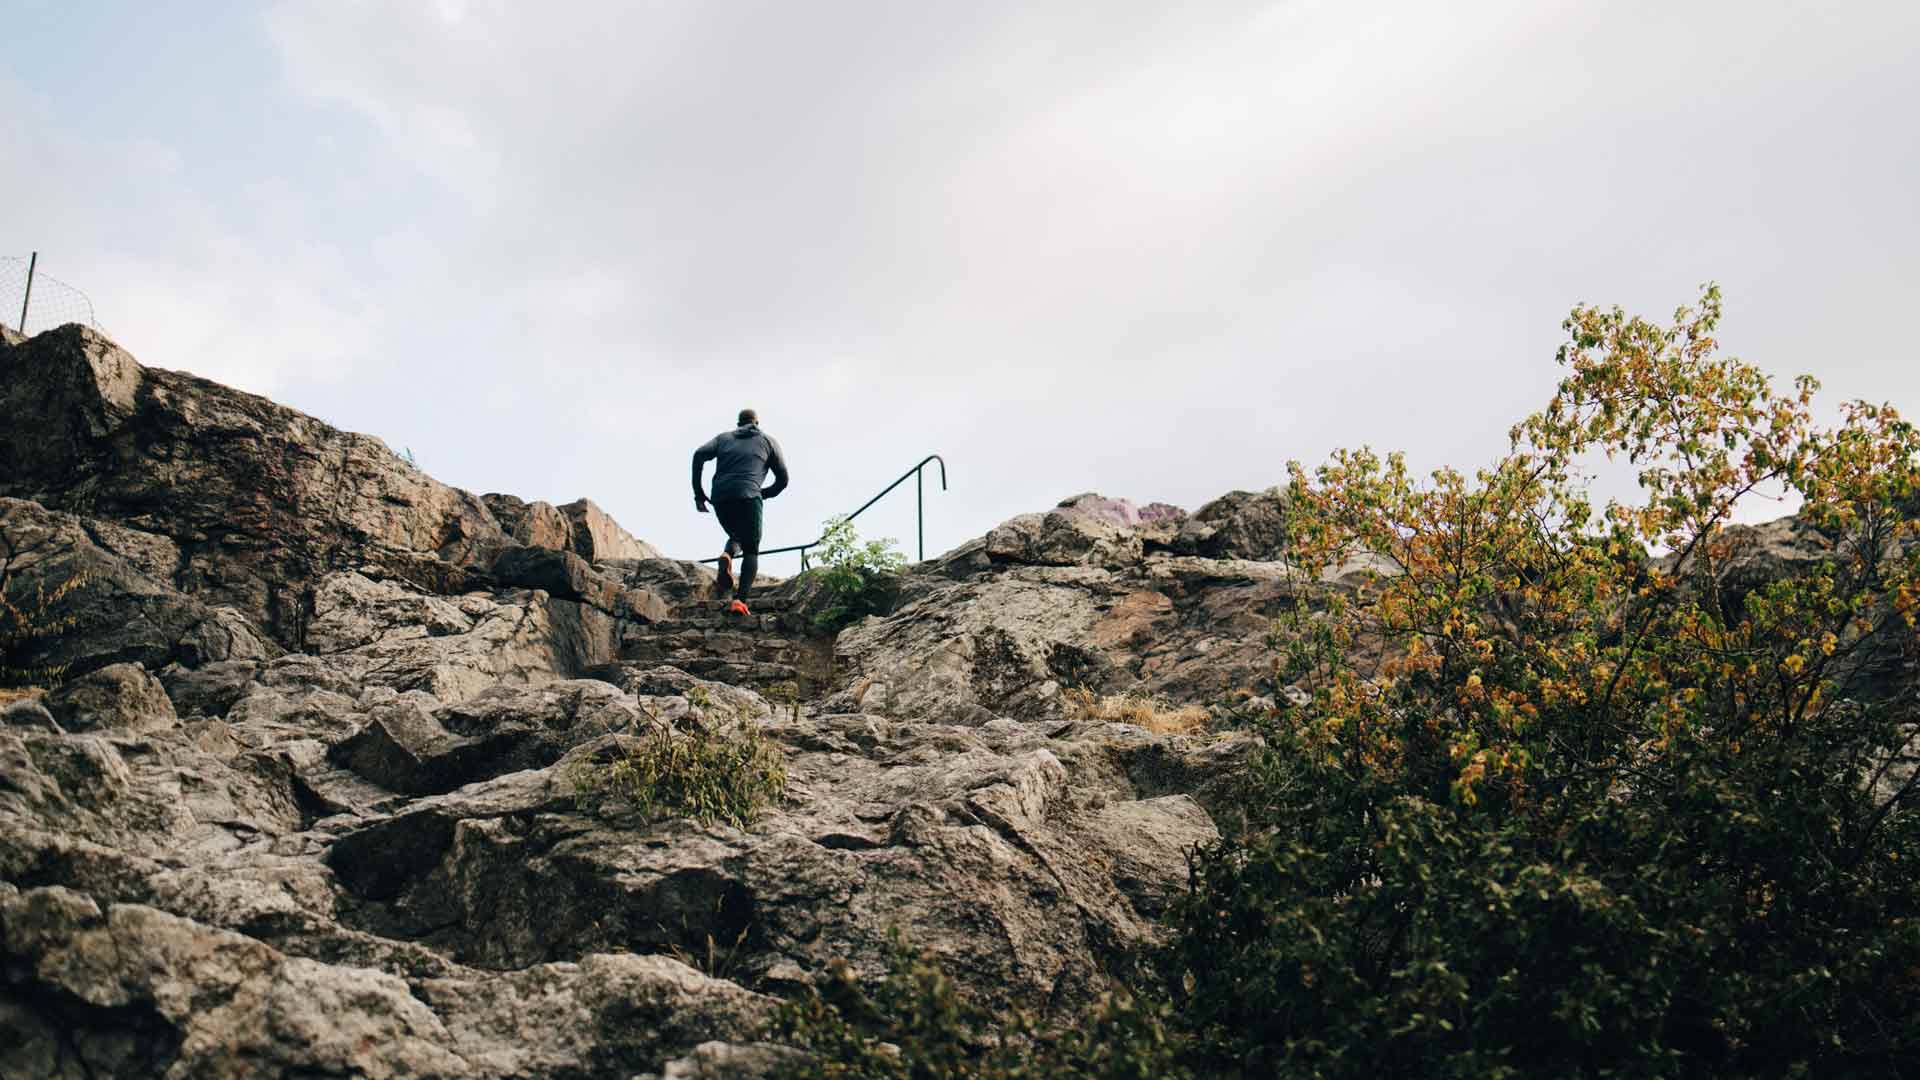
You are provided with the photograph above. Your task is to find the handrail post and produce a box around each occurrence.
[19,252,36,335]
[917,466,924,561]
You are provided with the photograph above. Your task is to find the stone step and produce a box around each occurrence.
[672,656,806,688]
[648,617,777,634]
[623,637,801,666]
[673,591,800,612]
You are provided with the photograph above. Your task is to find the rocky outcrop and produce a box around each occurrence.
[480,494,667,564]
[562,497,665,562]
[481,493,576,551]
[0,324,1497,1076]
[0,497,279,682]
[42,663,176,734]
[0,326,514,643]
[1,883,774,1079]
[1168,487,1290,560]
[824,490,1328,724]
[0,327,665,651]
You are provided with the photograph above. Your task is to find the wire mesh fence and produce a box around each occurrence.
[1,255,106,337]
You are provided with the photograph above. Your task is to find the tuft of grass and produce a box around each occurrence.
[1,567,89,690]
[0,686,44,707]
[1065,689,1211,734]
[566,707,788,829]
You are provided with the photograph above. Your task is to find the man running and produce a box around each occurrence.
[692,408,789,615]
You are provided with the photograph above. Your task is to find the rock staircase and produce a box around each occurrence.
[615,587,836,699]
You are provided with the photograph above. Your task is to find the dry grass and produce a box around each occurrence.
[0,686,44,708]
[1065,689,1212,734]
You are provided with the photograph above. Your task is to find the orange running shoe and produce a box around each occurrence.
[728,599,751,617]
[715,553,735,596]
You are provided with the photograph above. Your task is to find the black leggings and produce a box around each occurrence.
[714,497,763,599]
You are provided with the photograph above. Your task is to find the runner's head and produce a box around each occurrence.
[737,408,758,426]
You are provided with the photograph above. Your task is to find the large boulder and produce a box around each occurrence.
[491,545,670,622]
[321,711,1223,1016]
[0,497,278,681]
[480,493,575,552]
[828,494,1327,722]
[562,498,665,562]
[0,885,772,1079]
[293,570,627,704]
[42,663,176,734]
[1170,487,1290,560]
[483,495,667,565]
[0,326,617,644]
[984,510,1143,569]
[328,681,646,796]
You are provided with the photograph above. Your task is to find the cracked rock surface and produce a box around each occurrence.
[4,326,1870,1077]
[2,328,1266,1078]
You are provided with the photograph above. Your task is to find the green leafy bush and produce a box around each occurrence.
[1167,287,1920,1077]
[773,931,1191,1080]
[806,516,907,632]
[566,699,787,828]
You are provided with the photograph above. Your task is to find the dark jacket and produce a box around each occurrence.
[693,425,789,503]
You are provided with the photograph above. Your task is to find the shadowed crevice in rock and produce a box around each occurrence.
[0,985,184,1079]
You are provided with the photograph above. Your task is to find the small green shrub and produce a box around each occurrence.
[806,516,907,633]
[567,715,787,829]
[772,930,1192,1079]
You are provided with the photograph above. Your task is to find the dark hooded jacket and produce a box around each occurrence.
[692,424,789,503]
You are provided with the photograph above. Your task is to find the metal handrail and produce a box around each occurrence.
[699,454,948,570]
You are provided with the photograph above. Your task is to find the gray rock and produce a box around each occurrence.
[43,662,177,734]
[1170,486,1290,560]
[1,696,60,732]
[642,1041,802,1079]
[0,326,665,649]
[481,492,575,551]
[562,497,666,562]
[985,508,1144,569]
[157,659,262,719]
[303,570,476,654]
[0,497,279,680]
[0,886,477,1078]
[329,681,646,797]
[418,953,774,1077]
[492,544,671,622]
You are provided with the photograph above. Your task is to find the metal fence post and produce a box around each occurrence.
[917,467,925,561]
[18,252,36,334]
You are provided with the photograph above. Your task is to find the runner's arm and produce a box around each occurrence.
[761,437,789,499]
[691,437,719,502]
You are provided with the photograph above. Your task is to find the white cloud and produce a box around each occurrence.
[8,3,1918,561]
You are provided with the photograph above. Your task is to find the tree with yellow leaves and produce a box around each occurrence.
[1173,287,1920,1078]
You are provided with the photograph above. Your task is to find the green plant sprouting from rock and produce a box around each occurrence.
[807,515,907,632]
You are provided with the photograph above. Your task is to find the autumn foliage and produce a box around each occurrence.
[1171,287,1920,1077]
[772,289,1917,1078]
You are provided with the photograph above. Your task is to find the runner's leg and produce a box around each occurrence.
[715,498,763,600]
[735,498,763,599]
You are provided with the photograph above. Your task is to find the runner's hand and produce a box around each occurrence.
[695,497,710,513]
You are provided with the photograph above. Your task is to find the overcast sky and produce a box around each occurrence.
[4,1,1916,563]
